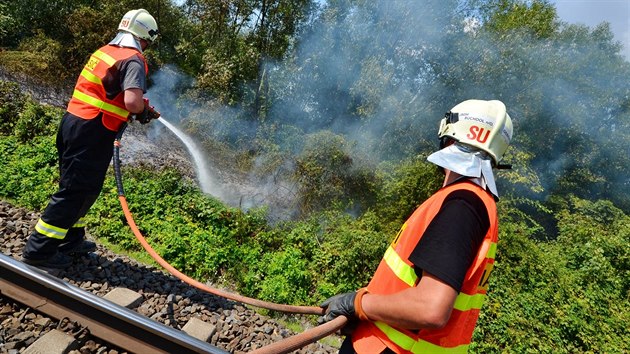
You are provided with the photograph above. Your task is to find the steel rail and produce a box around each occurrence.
[0,253,228,354]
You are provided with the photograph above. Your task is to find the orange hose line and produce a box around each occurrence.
[118,195,324,315]
[114,133,346,352]
[250,316,348,354]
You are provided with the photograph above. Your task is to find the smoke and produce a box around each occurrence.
[145,66,301,220]
[143,0,630,216]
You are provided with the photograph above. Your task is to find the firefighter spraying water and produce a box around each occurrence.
[21,9,161,268]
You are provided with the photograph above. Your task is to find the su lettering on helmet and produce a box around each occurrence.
[120,19,130,28]
[86,56,100,71]
[466,125,491,144]
[477,262,494,291]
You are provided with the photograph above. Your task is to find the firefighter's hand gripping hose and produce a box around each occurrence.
[113,121,347,353]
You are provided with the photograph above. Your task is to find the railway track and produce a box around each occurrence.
[0,253,228,353]
[0,200,339,353]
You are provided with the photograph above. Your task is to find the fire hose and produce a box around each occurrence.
[113,122,347,353]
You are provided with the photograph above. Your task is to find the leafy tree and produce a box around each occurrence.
[0,2,17,46]
[375,156,442,229]
[426,0,630,210]
[2,0,91,46]
[477,0,558,38]
[179,0,313,109]
[64,6,115,73]
[293,130,378,215]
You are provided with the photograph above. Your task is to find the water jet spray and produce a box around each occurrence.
[156,117,219,197]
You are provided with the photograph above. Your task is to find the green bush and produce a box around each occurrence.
[14,101,61,142]
[0,32,66,85]
[375,156,442,230]
[249,247,312,304]
[472,196,629,353]
[0,135,57,208]
[294,131,379,215]
[0,80,27,135]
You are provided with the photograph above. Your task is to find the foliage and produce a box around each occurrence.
[175,0,314,108]
[0,135,58,208]
[0,81,61,206]
[472,196,629,353]
[0,3,17,46]
[294,130,379,215]
[64,6,115,71]
[374,156,442,229]
[480,0,558,38]
[0,80,27,135]
[14,101,60,142]
[0,31,67,85]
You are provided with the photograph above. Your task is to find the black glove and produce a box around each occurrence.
[135,98,160,124]
[320,291,357,323]
[320,288,370,324]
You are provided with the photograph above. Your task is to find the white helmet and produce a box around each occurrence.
[118,9,159,42]
[438,99,513,165]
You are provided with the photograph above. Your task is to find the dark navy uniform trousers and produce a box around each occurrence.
[23,112,116,259]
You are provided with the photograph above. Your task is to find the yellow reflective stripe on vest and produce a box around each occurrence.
[383,246,418,287]
[487,242,497,259]
[72,218,86,228]
[374,322,469,354]
[92,50,117,66]
[35,219,68,239]
[453,292,485,311]
[72,89,129,118]
[79,68,102,85]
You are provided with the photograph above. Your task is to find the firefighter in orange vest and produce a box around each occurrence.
[320,99,514,354]
[22,9,161,268]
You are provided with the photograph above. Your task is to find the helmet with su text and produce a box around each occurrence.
[118,9,159,42]
[438,99,513,166]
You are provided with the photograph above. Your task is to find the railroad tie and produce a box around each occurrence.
[23,329,77,354]
[182,317,217,342]
[103,287,143,309]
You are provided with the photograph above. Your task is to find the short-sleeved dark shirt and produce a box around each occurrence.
[120,57,146,92]
[408,186,490,291]
[102,54,146,100]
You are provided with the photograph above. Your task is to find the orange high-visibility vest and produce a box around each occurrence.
[352,181,498,354]
[67,44,148,132]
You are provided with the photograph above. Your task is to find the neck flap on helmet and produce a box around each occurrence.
[109,32,143,52]
[427,143,499,198]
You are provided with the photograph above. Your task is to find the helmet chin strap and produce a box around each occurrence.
[109,32,143,52]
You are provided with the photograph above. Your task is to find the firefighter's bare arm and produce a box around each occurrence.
[124,88,145,113]
[361,271,458,330]
[124,88,158,124]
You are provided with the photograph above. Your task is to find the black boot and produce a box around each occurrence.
[21,251,73,269]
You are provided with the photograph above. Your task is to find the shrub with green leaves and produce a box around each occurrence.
[375,156,442,230]
[14,100,60,142]
[0,80,27,135]
[0,31,66,84]
[0,135,57,208]
[294,130,379,215]
[472,196,629,353]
